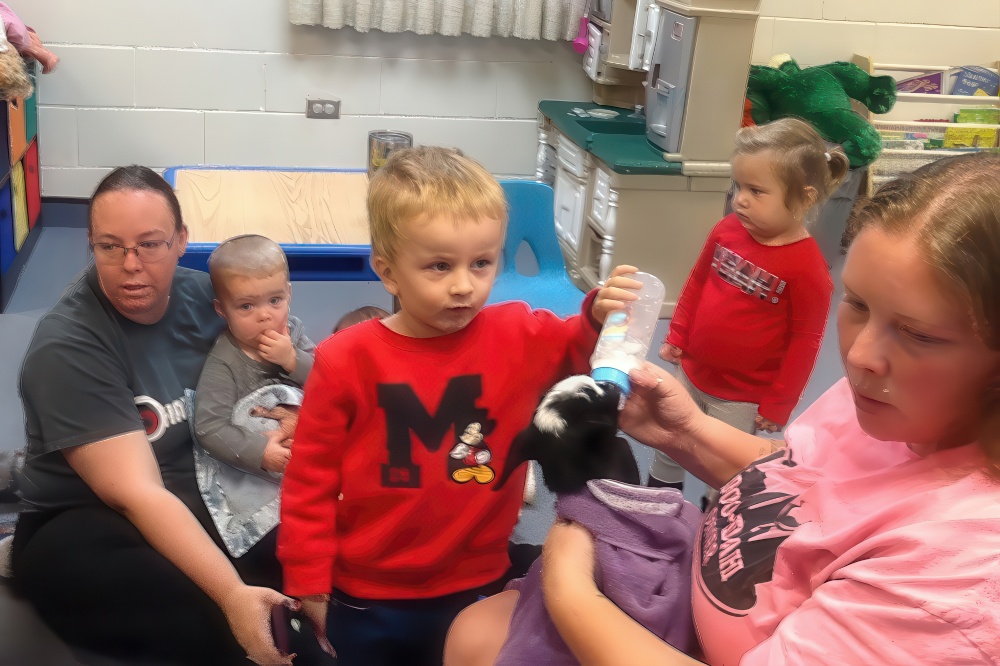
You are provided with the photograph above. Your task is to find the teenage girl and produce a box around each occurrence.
[648,117,849,496]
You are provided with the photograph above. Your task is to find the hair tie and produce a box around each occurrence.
[824,152,832,162]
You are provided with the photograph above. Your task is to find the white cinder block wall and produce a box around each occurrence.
[10,0,1000,198]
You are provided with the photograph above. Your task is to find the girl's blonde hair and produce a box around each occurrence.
[734,117,850,215]
[367,146,508,263]
[843,152,1000,467]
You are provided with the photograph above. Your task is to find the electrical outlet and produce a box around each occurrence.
[305,98,341,119]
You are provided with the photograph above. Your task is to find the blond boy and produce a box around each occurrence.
[277,146,631,665]
[194,234,315,557]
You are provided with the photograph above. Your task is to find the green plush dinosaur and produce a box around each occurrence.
[746,56,896,168]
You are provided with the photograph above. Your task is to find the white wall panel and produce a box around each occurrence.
[40,167,112,198]
[205,111,537,174]
[824,0,1000,28]
[771,19,878,65]
[380,59,498,118]
[37,107,78,167]
[759,0,823,20]
[874,23,1000,65]
[14,0,287,51]
[136,50,266,111]
[496,61,593,118]
[37,45,134,107]
[263,55,382,114]
[751,18,776,64]
[78,110,205,167]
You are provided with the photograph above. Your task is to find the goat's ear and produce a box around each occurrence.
[494,428,534,491]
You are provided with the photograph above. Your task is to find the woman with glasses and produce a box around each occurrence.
[10,166,310,666]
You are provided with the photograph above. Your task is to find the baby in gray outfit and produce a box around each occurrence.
[193,235,315,557]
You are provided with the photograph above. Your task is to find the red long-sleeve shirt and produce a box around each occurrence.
[278,294,599,599]
[667,214,833,425]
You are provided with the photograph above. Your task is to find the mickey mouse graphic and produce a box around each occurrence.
[449,422,495,484]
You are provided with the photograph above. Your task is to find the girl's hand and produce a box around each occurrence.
[592,265,642,325]
[755,415,782,434]
[300,594,336,657]
[541,520,599,606]
[258,328,297,373]
[659,343,683,364]
[219,585,299,666]
[619,362,701,454]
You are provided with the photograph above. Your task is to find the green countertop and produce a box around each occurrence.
[539,100,683,175]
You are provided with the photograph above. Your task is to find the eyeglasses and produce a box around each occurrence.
[91,232,176,264]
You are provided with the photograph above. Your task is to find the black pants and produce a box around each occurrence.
[11,476,333,666]
[328,585,497,666]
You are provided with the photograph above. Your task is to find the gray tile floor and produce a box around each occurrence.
[0,218,849,664]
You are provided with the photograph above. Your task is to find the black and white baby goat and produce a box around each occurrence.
[497,375,640,493]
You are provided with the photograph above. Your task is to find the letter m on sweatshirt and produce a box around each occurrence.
[377,375,494,488]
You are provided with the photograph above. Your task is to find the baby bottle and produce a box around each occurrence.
[590,272,665,404]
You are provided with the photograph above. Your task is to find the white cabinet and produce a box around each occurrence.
[540,117,730,316]
[629,2,661,71]
[552,166,590,251]
[583,23,604,81]
[590,167,619,237]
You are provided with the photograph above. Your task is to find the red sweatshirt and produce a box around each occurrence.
[278,294,599,599]
[667,214,833,425]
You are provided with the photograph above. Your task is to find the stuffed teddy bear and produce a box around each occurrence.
[0,1,59,101]
[746,54,896,168]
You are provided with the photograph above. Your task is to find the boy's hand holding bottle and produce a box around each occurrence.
[592,265,644,324]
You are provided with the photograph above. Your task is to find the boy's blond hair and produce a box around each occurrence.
[367,146,508,263]
[208,234,289,298]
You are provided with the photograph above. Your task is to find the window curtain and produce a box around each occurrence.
[289,0,588,41]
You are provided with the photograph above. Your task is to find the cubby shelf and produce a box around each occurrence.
[852,54,1000,189]
[0,60,42,312]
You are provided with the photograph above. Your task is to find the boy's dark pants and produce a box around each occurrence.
[329,583,499,666]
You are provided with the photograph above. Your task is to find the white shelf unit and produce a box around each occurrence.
[536,113,731,318]
[853,55,1000,189]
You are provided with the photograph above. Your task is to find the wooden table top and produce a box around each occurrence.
[173,169,371,245]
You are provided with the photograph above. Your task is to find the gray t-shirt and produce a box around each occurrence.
[194,315,315,475]
[16,265,224,510]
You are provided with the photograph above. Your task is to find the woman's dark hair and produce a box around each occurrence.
[88,165,184,235]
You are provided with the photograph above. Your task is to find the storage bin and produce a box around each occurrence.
[7,97,25,164]
[11,161,27,252]
[24,141,38,228]
[0,179,14,276]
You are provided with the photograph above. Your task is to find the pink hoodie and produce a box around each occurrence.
[694,378,1000,665]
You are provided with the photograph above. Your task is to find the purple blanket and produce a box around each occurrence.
[497,480,702,664]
